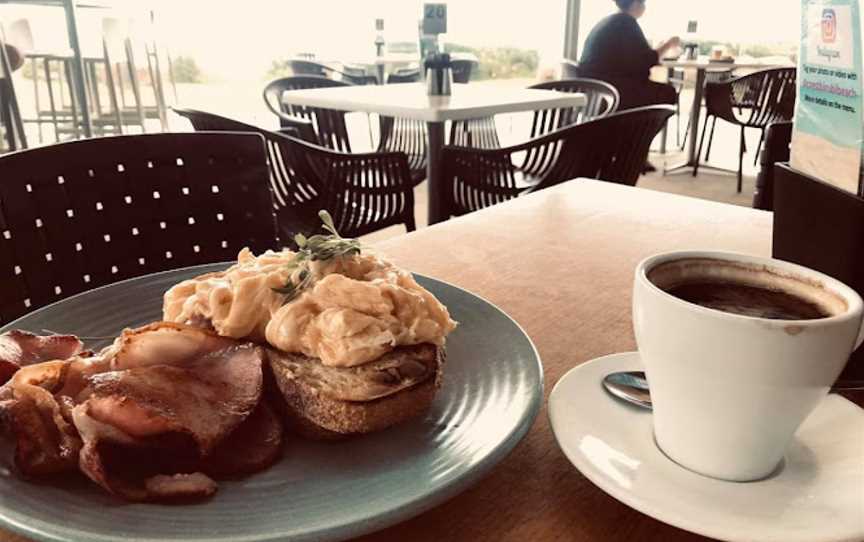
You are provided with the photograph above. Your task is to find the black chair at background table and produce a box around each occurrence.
[264,76,356,153]
[0,132,278,324]
[288,59,378,85]
[449,78,620,151]
[450,58,477,84]
[666,66,735,152]
[377,69,427,185]
[172,107,322,240]
[695,67,797,192]
[752,120,793,211]
[442,105,674,217]
[173,108,416,239]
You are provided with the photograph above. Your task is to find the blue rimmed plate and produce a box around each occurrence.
[0,264,543,542]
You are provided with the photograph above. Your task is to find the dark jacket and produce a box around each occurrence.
[578,12,658,80]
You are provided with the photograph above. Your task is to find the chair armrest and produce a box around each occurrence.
[704,81,738,124]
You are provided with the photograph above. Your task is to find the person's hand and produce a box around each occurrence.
[657,36,681,57]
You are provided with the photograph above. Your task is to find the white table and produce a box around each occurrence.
[282,83,587,223]
[661,58,793,175]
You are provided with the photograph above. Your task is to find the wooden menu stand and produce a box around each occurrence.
[773,164,864,381]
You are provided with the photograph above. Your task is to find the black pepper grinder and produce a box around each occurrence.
[425,53,452,96]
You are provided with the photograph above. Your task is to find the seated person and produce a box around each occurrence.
[578,0,680,110]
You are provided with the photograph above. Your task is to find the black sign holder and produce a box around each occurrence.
[773,163,864,381]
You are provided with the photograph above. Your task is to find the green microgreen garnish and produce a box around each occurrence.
[271,210,361,303]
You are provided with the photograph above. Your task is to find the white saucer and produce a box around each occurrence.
[548,352,864,542]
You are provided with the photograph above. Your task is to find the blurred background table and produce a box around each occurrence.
[660,57,793,175]
[281,83,587,224]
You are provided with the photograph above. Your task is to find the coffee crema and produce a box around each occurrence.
[664,282,829,320]
[647,258,847,321]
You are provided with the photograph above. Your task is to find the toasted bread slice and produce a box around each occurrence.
[266,344,444,439]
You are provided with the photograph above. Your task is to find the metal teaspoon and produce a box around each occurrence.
[603,371,864,411]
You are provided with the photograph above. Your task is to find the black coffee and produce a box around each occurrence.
[665,282,831,320]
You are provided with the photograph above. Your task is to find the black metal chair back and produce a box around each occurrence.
[442,105,675,217]
[528,78,620,137]
[714,68,797,128]
[450,78,619,153]
[288,59,377,85]
[753,121,793,211]
[0,133,278,324]
[386,69,421,84]
[172,108,323,241]
[377,69,427,184]
[174,108,415,239]
[263,76,354,153]
[451,59,477,83]
[697,68,797,192]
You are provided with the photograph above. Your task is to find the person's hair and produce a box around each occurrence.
[614,0,640,10]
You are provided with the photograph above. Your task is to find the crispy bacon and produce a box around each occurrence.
[203,401,284,477]
[0,331,83,385]
[73,343,264,501]
[0,323,272,502]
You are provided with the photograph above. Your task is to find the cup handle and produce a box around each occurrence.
[857,319,864,350]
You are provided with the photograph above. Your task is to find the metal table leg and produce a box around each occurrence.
[426,121,446,224]
[664,67,707,175]
[0,31,27,149]
[63,0,93,138]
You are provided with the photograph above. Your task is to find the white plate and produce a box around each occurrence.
[548,352,864,542]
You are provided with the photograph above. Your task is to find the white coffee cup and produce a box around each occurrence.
[633,250,864,482]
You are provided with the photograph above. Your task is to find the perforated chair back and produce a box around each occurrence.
[443,105,674,217]
[263,76,354,152]
[173,108,415,239]
[0,132,278,324]
[172,107,324,241]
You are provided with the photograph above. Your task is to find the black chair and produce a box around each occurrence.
[386,68,421,84]
[173,108,416,239]
[442,105,674,217]
[263,76,355,153]
[695,68,797,192]
[449,78,620,151]
[376,69,427,185]
[288,59,377,85]
[526,79,619,137]
[451,58,478,84]
[0,132,279,324]
[752,121,793,211]
[667,67,735,151]
[173,108,323,241]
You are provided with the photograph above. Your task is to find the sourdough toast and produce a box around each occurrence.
[266,344,445,439]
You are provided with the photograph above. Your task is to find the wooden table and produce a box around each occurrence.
[366,179,774,541]
[0,0,113,139]
[3,181,852,542]
[281,83,587,224]
[660,58,793,176]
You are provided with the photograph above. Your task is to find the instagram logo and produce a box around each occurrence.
[822,8,837,43]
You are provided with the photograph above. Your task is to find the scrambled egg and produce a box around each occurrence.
[163,249,457,367]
